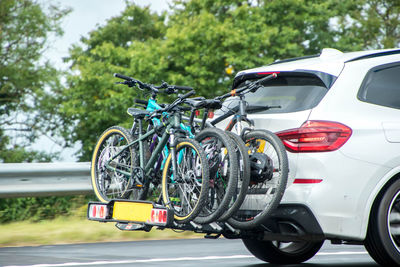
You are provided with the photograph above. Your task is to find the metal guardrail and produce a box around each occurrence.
[0,162,92,198]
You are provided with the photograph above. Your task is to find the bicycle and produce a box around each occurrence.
[91,74,210,223]
[184,97,250,223]
[133,86,241,225]
[176,98,240,224]
[117,77,241,225]
[192,73,289,229]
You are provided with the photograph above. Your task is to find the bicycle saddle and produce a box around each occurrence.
[127,108,150,118]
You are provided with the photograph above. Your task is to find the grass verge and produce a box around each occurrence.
[0,216,203,247]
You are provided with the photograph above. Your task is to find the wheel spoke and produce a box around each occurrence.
[92,127,143,202]
[229,131,288,229]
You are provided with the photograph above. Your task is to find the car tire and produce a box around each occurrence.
[365,178,400,266]
[242,238,323,264]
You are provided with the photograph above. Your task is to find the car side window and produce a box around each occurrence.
[358,62,400,109]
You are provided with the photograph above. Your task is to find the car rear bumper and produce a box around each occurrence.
[259,204,325,242]
[280,150,391,241]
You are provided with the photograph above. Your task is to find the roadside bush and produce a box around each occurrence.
[0,195,95,223]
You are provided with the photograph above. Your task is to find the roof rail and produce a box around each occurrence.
[345,49,400,63]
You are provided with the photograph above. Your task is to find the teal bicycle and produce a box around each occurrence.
[91,74,210,223]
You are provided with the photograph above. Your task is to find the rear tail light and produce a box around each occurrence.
[276,120,352,153]
[149,208,168,225]
[293,178,323,184]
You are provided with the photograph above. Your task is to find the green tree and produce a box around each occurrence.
[0,0,70,163]
[58,4,167,160]
[335,0,400,49]
[59,0,400,161]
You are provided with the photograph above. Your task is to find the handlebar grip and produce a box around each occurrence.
[180,90,196,99]
[134,99,148,106]
[257,72,278,84]
[114,73,133,80]
[174,85,193,91]
[215,91,232,101]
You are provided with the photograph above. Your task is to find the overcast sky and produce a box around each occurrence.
[35,0,170,161]
[45,0,170,70]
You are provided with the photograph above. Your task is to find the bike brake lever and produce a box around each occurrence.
[164,87,177,95]
[160,81,168,88]
[115,80,137,87]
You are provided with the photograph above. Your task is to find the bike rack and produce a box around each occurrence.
[87,199,243,239]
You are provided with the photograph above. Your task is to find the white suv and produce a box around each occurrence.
[226,48,400,265]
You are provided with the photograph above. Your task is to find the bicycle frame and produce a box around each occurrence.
[104,111,181,181]
[206,95,254,137]
[148,96,197,167]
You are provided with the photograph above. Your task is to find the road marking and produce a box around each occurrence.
[318,251,368,256]
[4,255,254,267]
[4,251,369,267]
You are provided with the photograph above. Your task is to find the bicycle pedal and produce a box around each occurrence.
[115,222,152,232]
[204,233,221,239]
[209,222,223,231]
[190,221,202,230]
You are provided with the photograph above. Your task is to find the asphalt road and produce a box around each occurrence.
[0,238,379,267]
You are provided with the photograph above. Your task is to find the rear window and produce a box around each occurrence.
[228,74,329,114]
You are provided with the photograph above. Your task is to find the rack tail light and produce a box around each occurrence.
[149,208,168,225]
[276,120,352,153]
[88,203,109,220]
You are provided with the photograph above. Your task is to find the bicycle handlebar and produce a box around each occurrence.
[216,73,278,100]
[114,73,193,95]
[180,90,196,100]
[114,73,133,81]
[150,90,196,117]
[173,85,193,91]
[134,99,148,106]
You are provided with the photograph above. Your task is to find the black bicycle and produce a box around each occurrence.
[186,73,289,229]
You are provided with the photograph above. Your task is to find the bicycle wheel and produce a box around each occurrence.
[161,138,210,223]
[193,127,238,224]
[91,126,146,202]
[217,131,250,222]
[228,129,288,229]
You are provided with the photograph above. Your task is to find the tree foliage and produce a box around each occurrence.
[0,0,70,162]
[339,0,400,49]
[58,0,400,161]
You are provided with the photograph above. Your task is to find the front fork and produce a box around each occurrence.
[169,129,179,182]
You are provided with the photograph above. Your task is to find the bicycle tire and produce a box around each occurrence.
[217,131,250,222]
[161,138,210,223]
[91,126,146,202]
[193,127,238,224]
[228,129,288,229]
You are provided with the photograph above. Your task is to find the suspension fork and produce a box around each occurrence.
[237,94,248,135]
[137,119,145,168]
[238,95,255,138]
[169,128,179,182]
